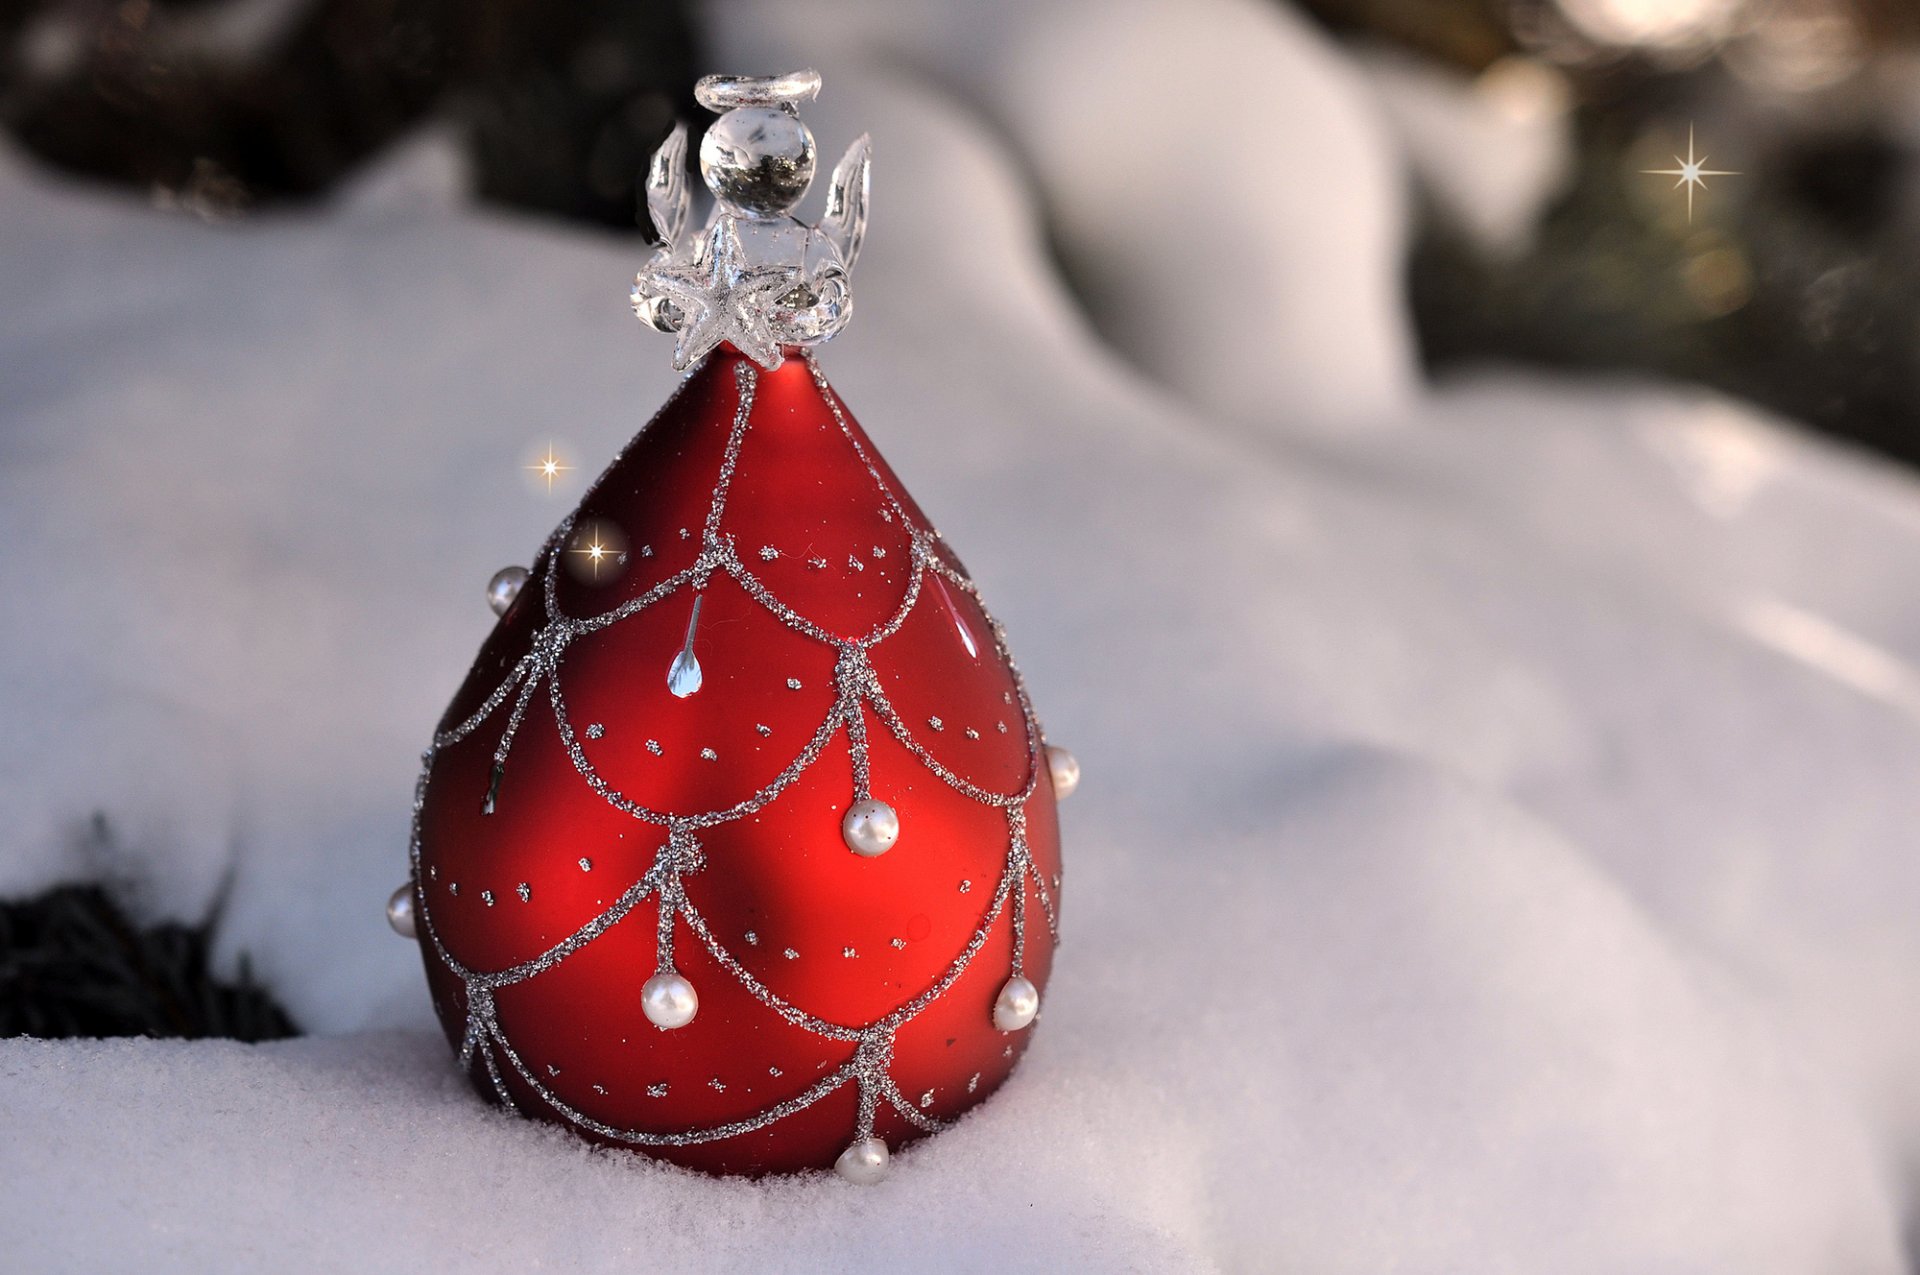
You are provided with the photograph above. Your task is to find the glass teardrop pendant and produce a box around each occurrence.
[667,594,705,698]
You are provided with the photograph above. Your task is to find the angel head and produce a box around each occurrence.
[696,71,821,219]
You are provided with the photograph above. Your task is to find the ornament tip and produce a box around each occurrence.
[1045,745,1080,799]
[487,565,528,617]
[992,975,1040,1031]
[834,1136,890,1184]
[386,884,417,938]
[842,798,900,857]
[641,971,699,1030]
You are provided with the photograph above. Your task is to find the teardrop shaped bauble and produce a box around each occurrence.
[408,347,1066,1176]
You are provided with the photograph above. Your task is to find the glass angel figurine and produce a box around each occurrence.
[630,69,870,372]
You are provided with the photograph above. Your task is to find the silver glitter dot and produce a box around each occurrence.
[1003,692,1013,705]
[744,930,759,946]
[968,1073,980,1093]
[592,1083,607,1095]
[880,509,894,523]
[842,946,857,958]
[965,727,980,740]
[997,721,1009,733]
[920,1090,934,1108]
[755,723,771,736]
[700,747,718,761]
[709,1078,726,1092]
[890,937,906,950]
[481,890,495,907]
[959,880,972,894]
[783,948,799,960]
[578,857,592,872]
[546,1064,561,1077]
[928,716,944,731]
[517,882,531,903]
[449,882,459,896]
[759,545,780,560]
[807,557,828,570]
[428,865,437,880]
[1053,874,1062,889]
[585,723,605,740]
[786,678,802,690]
[1004,1045,1014,1058]
[848,555,865,572]
[647,1083,668,1098]
[646,739,663,755]
[641,544,654,558]
[678,527,691,540]
[768,1066,782,1077]
[872,546,886,559]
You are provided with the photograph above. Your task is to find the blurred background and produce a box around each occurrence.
[4,0,1918,465]
[10,9,1920,1263]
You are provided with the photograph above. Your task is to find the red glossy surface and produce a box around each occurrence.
[414,348,1063,1175]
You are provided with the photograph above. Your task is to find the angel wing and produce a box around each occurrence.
[645,123,691,250]
[821,134,871,273]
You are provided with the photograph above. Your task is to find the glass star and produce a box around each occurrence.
[644,216,798,371]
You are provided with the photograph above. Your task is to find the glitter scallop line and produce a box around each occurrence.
[488,1017,864,1148]
[411,353,1057,1160]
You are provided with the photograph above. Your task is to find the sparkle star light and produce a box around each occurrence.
[572,533,610,577]
[1642,124,1739,224]
[527,443,572,493]
[564,520,628,584]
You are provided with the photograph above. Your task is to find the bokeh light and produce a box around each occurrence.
[1552,0,1746,50]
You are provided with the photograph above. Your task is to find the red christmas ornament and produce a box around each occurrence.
[391,69,1074,1181]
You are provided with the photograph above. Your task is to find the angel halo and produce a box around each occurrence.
[630,69,871,372]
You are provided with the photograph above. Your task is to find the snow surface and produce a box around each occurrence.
[5,1,1920,1269]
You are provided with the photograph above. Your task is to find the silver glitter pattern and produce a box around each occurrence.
[410,354,1058,1154]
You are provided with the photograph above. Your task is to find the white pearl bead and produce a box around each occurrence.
[992,974,1040,1031]
[641,971,699,1030]
[834,1136,890,1184]
[1045,745,1080,799]
[386,884,417,938]
[487,565,529,616]
[841,799,900,857]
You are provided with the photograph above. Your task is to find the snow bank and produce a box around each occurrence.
[4,0,1920,1268]
[708,0,1417,428]
[1356,48,1574,256]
